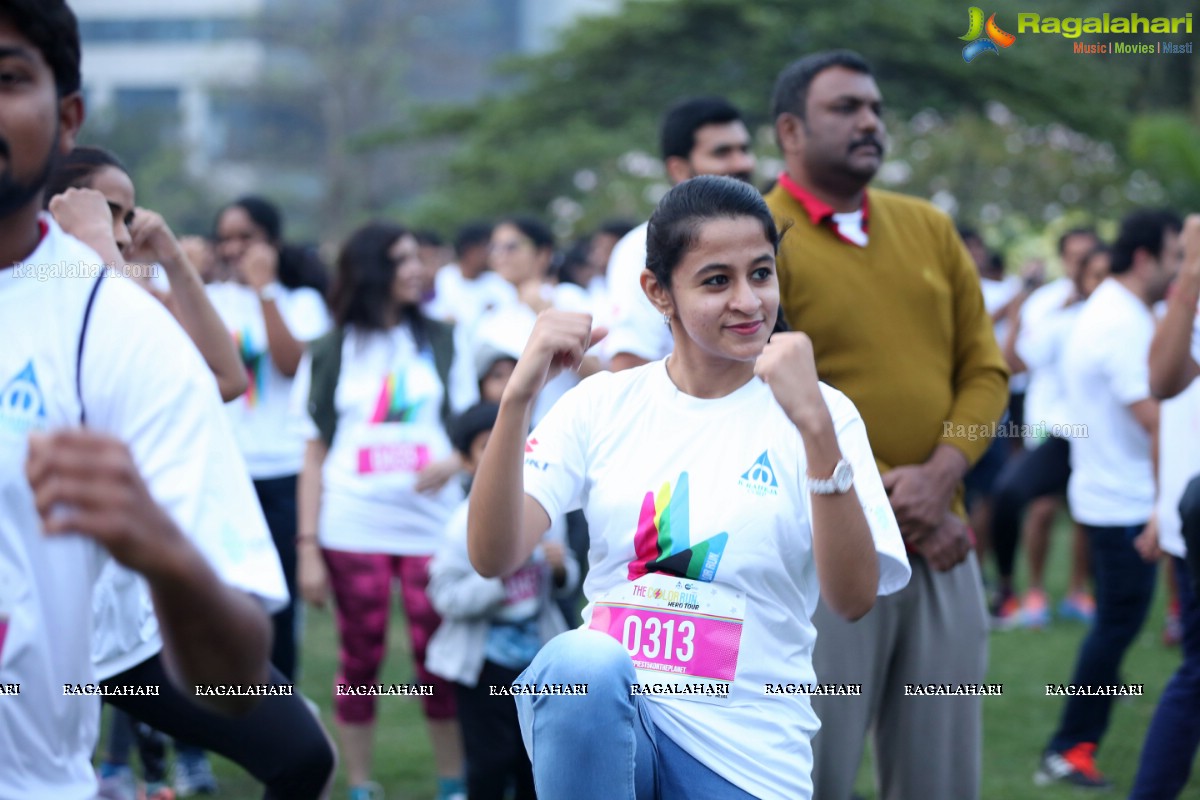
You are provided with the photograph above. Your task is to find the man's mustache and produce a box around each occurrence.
[849,136,884,155]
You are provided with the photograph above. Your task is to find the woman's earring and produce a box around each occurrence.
[662,313,671,326]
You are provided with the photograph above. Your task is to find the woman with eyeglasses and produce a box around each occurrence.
[205,197,331,686]
[471,218,600,427]
[295,222,479,800]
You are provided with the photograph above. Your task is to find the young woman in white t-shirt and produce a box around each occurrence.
[44,146,337,800]
[296,222,477,800]
[469,175,910,799]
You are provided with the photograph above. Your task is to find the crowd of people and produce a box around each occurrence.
[2,2,1199,800]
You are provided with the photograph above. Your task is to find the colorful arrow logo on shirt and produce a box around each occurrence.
[628,472,728,583]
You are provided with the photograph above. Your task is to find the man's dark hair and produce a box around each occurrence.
[414,229,443,248]
[1109,209,1181,275]
[595,218,637,240]
[1056,226,1098,256]
[500,216,555,251]
[771,50,873,121]
[660,97,744,162]
[0,0,81,97]
[454,222,493,256]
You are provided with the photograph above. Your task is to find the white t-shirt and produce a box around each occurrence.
[522,362,910,799]
[0,218,288,799]
[1157,312,1200,558]
[292,324,478,555]
[1063,279,1157,526]
[206,281,330,479]
[424,264,515,336]
[830,209,868,247]
[1016,278,1077,445]
[603,223,674,364]
[980,274,1025,392]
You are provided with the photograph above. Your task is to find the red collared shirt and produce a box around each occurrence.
[777,172,869,247]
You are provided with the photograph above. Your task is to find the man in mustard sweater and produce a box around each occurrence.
[765,50,1008,800]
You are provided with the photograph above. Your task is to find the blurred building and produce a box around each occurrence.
[71,0,623,226]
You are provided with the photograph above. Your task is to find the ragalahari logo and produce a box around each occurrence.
[960,7,1016,62]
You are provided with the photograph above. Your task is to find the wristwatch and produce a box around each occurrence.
[807,458,854,495]
[258,281,283,302]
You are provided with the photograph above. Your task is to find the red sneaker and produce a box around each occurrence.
[1034,742,1112,789]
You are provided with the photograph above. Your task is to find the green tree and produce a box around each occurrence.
[403,0,1184,233]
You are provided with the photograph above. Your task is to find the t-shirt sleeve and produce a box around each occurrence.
[281,287,332,342]
[83,279,289,612]
[821,385,911,596]
[1104,319,1153,407]
[521,377,596,523]
[448,324,481,415]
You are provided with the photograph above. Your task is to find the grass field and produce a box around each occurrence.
[124,515,1197,799]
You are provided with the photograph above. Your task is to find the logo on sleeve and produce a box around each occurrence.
[738,451,779,497]
[0,361,46,437]
[524,438,548,472]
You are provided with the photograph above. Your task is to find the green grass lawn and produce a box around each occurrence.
[116,514,1197,799]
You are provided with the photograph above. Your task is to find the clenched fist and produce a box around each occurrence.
[754,332,831,434]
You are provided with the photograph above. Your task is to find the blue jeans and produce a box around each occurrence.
[1048,524,1157,753]
[1129,556,1200,798]
[514,629,759,800]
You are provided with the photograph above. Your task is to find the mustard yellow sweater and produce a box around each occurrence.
[765,183,1009,475]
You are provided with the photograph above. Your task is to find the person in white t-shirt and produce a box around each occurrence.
[424,222,514,335]
[1037,209,1185,790]
[991,228,1102,629]
[606,97,756,372]
[1130,213,1200,799]
[295,221,478,800]
[45,145,248,406]
[468,176,910,800]
[426,402,579,800]
[0,5,289,795]
[44,145,336,800]
[471,216,599,427]
[208,195,331,684]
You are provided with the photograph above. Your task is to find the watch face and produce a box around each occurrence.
[834,460,854,491]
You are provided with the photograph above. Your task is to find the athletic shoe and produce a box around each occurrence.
[1020,589,1050,629]
[1058,591,1096,624]
[1164,597,1183,647]
[145,785,176,800]
[96,765,139,800]
[348,782,384,800]
[436,776,466,800]
[172,752,218,796]
[990,593,1021,631]
[1034,743,1112,789]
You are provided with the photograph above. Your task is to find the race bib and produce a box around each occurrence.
[496,563,544,623]
[589,572,745,704]
[351,421,432,476]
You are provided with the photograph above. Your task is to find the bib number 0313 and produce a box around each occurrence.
[621,614,695,662]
